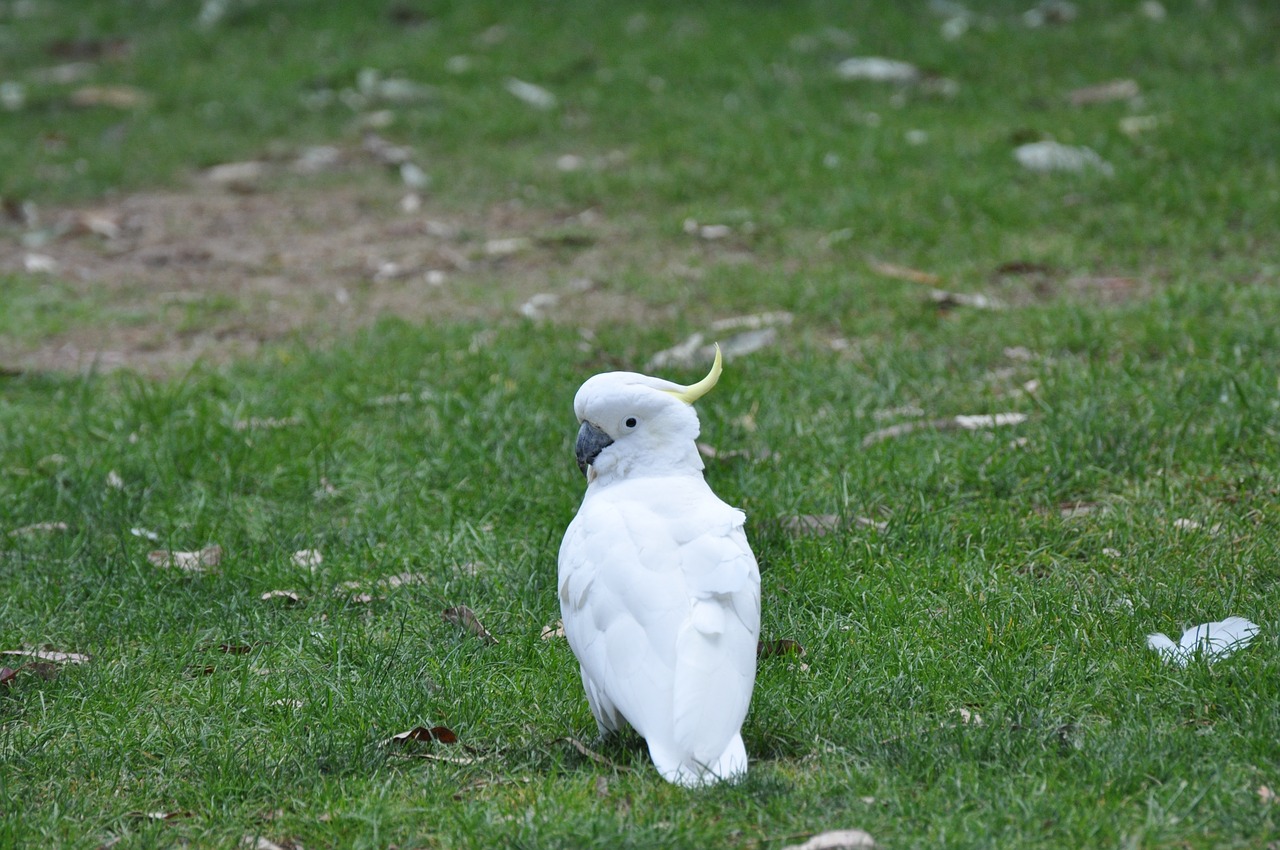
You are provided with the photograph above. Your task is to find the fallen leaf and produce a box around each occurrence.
[483,236,532,257]
[783,828,878,850]
[1173,518,1221,535]
[871,404,925,421]
[386,725,459,746]
[126,811,192,821]
[241,837,288,850]
[540,620,566,640]
[1147,617,1260,666]
[519,292,559,320]
[23,253,59,274]
[954,413,1029,429]
[9,521,69,536]
[563,736,630,771]
[260,590,303,605]
[0,667,17,686]
[71,210,123,240]
[868,260,940,285]
[233,416,300,431]
[718,327,778,358]
[442,605,498,644]
[271,699,304,710]
[1067,79,1140,106]
[682,219,732,240]
[862,413,1028,446]
[951,707,984,726]
[696,443,775,463]
[780,514,842,536]
[69,84,150,109]
[1,648,90,664]
[647,333,707,370]
[1120,114,1160,137]
[1014,141,1113,176]
[758,639,807,658]
[291,549,323,569]
[1259,786,1276,805]
[835,56,919,83]
[204,161,270,192]
[148,545,223,573]
[709,311,794,332]
[415,752,487,765]
[186,665,218,677]
[356,69,435,104]
[929,288,1003,310]
[504,77,557,110]
[381,571,429,588]
[1055,500,1101,519]
[1023,0,1077,27]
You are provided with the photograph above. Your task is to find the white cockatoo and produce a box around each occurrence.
[558,345,761,787]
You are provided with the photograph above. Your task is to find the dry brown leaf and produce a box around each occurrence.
[783,829,878,850]
[260,590,303,605]
[868,260,940,285]
[72,210,123,240]
[540,620,566,640]
[758,639,807,659]
[0,667,18,686]
[69,84,150,108]
[386,725,459,746]
[148,544,222,572]
[442,605,497,645]
[1,648,90,664]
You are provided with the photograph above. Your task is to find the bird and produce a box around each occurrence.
[557,345,761,787]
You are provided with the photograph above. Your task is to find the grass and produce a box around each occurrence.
[3,1,1280,847]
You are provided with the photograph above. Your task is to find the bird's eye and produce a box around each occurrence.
[624,417,638,429]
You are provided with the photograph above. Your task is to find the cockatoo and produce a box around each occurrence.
[558,345,761,787]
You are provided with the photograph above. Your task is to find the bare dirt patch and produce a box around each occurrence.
[1,170,686,376]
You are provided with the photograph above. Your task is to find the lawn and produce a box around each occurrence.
[1,1,1279,848]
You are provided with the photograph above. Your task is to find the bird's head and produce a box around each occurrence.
[571,345,723,484]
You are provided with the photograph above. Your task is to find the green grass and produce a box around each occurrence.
[3,1,1280,848]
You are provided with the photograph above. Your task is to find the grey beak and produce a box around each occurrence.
[575,421,614,478]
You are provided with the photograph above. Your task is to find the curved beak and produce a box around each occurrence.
[575,421,614,478]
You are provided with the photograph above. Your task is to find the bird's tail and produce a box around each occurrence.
[651,733,748,788]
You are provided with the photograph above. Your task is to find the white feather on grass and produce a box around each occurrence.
[1147,617,1260,666]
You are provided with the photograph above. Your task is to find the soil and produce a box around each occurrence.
[1,166,686,376]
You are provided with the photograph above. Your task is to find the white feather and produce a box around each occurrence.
[1147,616,1260,666]
[558,367,760,787]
